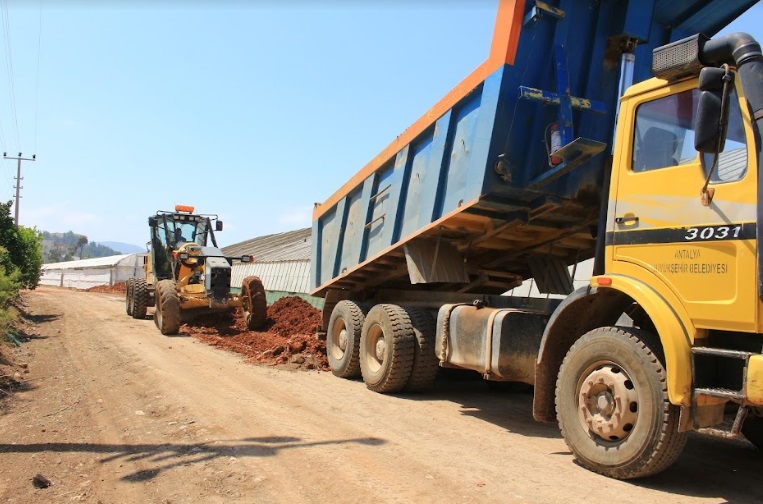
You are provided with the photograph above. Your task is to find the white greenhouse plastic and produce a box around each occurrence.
[40,254,146,289]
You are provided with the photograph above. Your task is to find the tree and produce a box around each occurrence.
[16,226,43,289]
[0,201,43,289]
[73,235,88,258]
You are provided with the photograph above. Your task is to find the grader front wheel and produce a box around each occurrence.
[154,280,181,335]
[241,276,267,330]
[132,279,149,320]
[125,278,135,316]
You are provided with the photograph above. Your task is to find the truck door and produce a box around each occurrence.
[609,78,757,332]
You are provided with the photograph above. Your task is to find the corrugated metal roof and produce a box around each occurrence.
[222,228,311,262]
[41,254,145,270]
[231,260,311,293]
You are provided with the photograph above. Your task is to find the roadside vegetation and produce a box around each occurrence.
[0,200,43,379]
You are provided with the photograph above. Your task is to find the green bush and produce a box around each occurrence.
[0,201,44,339]
[0,201,42,290]
[0,247,20,338]
[14,226,43,289]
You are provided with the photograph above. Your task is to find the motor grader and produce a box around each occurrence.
[125,204,267,335]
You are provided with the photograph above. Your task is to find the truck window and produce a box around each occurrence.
[631,85,747,182]
[632,89,697,172]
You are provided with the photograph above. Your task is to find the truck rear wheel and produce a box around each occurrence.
[154,280,181,335]
[742,414,763,450]
[403,307,438,392]
[327,300,368,379]
[125,278,135,316]
[360,304,415,393]
[241,276,267,330]
[555,326,687,479]
[132,279,149,320]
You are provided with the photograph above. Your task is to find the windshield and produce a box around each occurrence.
[160,215,210,248]
[172,219,208,246]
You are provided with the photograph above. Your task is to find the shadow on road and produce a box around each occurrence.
[16,303,61,327]
[403,369,562,439]
[632,434,763,502]
[0,435,386,482]
[395,369,763,502]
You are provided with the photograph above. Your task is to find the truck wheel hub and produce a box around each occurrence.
[338,328,348,351]
[375,339,386,361]
[578,365,638,441]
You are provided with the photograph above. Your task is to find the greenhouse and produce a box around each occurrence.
[40,254,146,290]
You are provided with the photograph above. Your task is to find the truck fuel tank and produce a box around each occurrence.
[436,304,549,385]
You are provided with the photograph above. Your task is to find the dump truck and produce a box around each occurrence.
[311,0,763,479]
[125,205,268,335]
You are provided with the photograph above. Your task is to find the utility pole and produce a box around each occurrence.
[4,152,36,225]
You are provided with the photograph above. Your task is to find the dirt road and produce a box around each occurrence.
[0,287,761,503]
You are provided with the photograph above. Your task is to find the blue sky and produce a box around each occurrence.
[0,1,760,249]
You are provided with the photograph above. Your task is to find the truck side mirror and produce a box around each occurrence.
[148,217,157,227]
[694,67,734,153]
[216,221,223,232]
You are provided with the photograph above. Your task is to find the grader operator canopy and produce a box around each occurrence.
[127,204,267,336]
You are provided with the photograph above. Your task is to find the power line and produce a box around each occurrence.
[0,0,20,150]
[33,0,42,153]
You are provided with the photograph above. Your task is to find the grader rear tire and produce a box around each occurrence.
[403,306,438,392]
[154,280,181,335]
[125,278,135,316]
[132,279,149,320]
[327,300,368,379]
[359,304,415,394]
[241,276,267,330]
[555,326,687,479]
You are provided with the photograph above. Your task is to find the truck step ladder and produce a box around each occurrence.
[691,346,755,438]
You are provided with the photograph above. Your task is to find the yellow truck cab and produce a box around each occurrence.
[536,33,763,478]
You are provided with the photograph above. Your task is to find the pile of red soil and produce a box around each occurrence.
[182,296,327,371]
[86,282,128,294]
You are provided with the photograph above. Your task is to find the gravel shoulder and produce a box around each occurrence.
[0,286,761,503]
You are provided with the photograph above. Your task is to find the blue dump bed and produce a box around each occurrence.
[312,0,755,297]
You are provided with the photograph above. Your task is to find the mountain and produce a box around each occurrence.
[99,241,144,254]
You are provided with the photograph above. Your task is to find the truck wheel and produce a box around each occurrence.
[241,276,267,330]
[132,279,149,320]
[555,326,687,479]
[154,280,181,335]
[360,304,415,393]
[125,278,135,316]
[327,300,368,379]
[742,414,763,450]
[403,307,438,392]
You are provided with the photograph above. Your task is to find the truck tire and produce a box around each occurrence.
[555,326,687,479]
[403,306,438,392]
[360,304,415,393]
[742,414,763,450]
[132,279,149,320]
[327,300,368,379]
[241,276,267,330]
[154,279,181,335]
[125,278,135,316]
